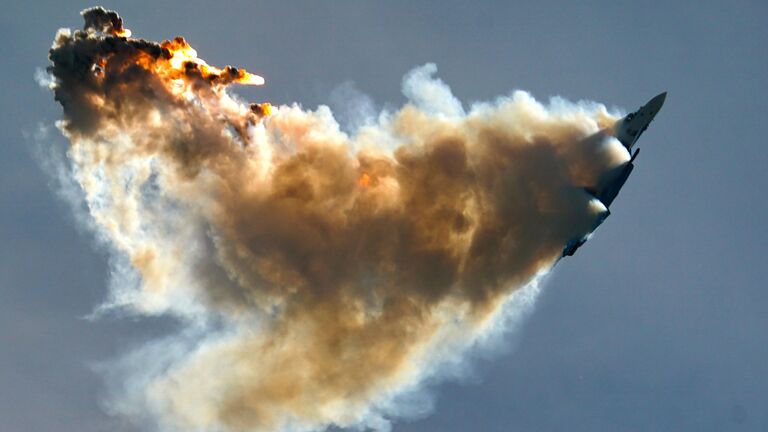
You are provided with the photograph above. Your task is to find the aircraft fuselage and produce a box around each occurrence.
[562,92,666,257]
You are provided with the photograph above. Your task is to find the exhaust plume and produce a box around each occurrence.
[45,7,628,432]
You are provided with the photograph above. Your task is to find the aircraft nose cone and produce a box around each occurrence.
[649,91,667,111]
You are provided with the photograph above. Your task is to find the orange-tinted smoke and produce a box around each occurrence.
[45,8,626,432]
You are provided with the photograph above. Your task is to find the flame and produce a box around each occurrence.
[114,28,131,38]
[250,102,273,118]
[159,37,265,86]
[358,173,371,187]
[239,73,266,86]
[91,35,265,91]
[83,27,273,129]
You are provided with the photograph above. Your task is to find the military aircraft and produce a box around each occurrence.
[562,92,666,257]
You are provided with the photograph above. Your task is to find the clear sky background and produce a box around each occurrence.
[1,1,766,431]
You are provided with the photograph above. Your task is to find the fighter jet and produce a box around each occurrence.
[562,92,666,257]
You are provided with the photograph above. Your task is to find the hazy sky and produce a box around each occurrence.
[1,1,767,431]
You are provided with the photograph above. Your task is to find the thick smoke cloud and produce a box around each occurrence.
[45,8,628,432]
[81,6,130,37]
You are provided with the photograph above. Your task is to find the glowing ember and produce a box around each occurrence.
[358,172,371,187]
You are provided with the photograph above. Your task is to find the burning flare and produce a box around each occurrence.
[44,7,627,432]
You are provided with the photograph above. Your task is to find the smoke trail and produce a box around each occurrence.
[44,7,629,432]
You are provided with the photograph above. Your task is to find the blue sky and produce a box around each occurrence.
[1,1,766,431]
